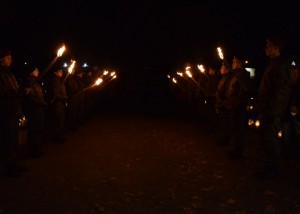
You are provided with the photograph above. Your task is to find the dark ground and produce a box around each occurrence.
[1,84,300,214]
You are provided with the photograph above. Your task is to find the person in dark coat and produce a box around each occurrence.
[256,35,291,180]
[48,68,67,143]
[282,58,300,159]
[0,48,28,177]
[65,72,80,131]
[226,56,252,159]
[202,66,221,133]
[215,63,234,145]
[21,64,46,158]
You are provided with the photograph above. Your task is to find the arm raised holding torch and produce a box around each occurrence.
[217,47,231,69]
[62,60,76,84]
[39,44,66,80]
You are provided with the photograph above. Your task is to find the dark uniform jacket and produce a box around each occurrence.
[23,75,45,107]
[215,72,234,110]
[258,56,291,121]
[0,66,22,119]
[49,76,67,104]
[227,67,251,110]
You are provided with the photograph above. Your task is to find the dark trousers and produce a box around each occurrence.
[26,105,45,152]
[216,108,233,144]
[0,114,19,166]
[259,116,282,168]
[231,107,248,153]
[50,101,66,139]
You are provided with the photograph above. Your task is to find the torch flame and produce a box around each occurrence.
[176,72,183,77]
[172,78,177,84]
[110,71,116,76]
[95,78,103,86]
[197,64,205,73]
[103,70,109,75]
[112,75,117,79]
[57,45,66,57]
[68,60,76,74]
[217,47,224,60]
[185,70,192,78]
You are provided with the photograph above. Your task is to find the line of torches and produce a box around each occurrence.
[41,44,117,91]
[166,46,286,136]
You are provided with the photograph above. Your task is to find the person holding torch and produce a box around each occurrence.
[48,67,68,144]
[0,48,28,177]
[256,35,291,180]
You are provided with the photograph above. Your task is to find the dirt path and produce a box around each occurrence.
[0,95,300,214]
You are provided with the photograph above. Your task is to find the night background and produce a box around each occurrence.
[2,2,300,213]
[1,1,300,92]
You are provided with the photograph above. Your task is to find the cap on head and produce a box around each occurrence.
[24,63,38,75]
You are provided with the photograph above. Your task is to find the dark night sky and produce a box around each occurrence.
[1,1,300,76]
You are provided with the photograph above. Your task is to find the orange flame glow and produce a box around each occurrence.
[57,45,66,57]
[68,60,76,74]
[217,47,224,60]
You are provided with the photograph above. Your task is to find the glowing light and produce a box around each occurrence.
[185,70,192,78]
[57,45,66,57]
[217,47,224,60]
[177,72,183,77]
[68,60,76,74]
[95,78,103,86]
[197,64,205,73]
[278,130,282,138]
[255,120,260,128]
[291,61,296,66]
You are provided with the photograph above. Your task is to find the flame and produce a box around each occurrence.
[217,47,224,60]
[112,75,117,79]
[103,70,109,75]
[185,70,192,78]
[255,120,260,128]
[167,75,170,78]
[57,45,66,57]
[176,72,183,77]
[68,60,76,74]
[172,78,177,83]
[197,64,205,73]
[110,71,116,76]
[95,78,103,86]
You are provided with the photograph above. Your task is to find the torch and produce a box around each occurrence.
[83,78,103,91]
[62,60,76,84]
[39,44,66,80]
[197,64,206,75]
[217,46,230,69]
[185,67,207,96]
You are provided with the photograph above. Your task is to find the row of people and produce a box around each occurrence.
[170,35,300,180]
[0,49,102,177]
